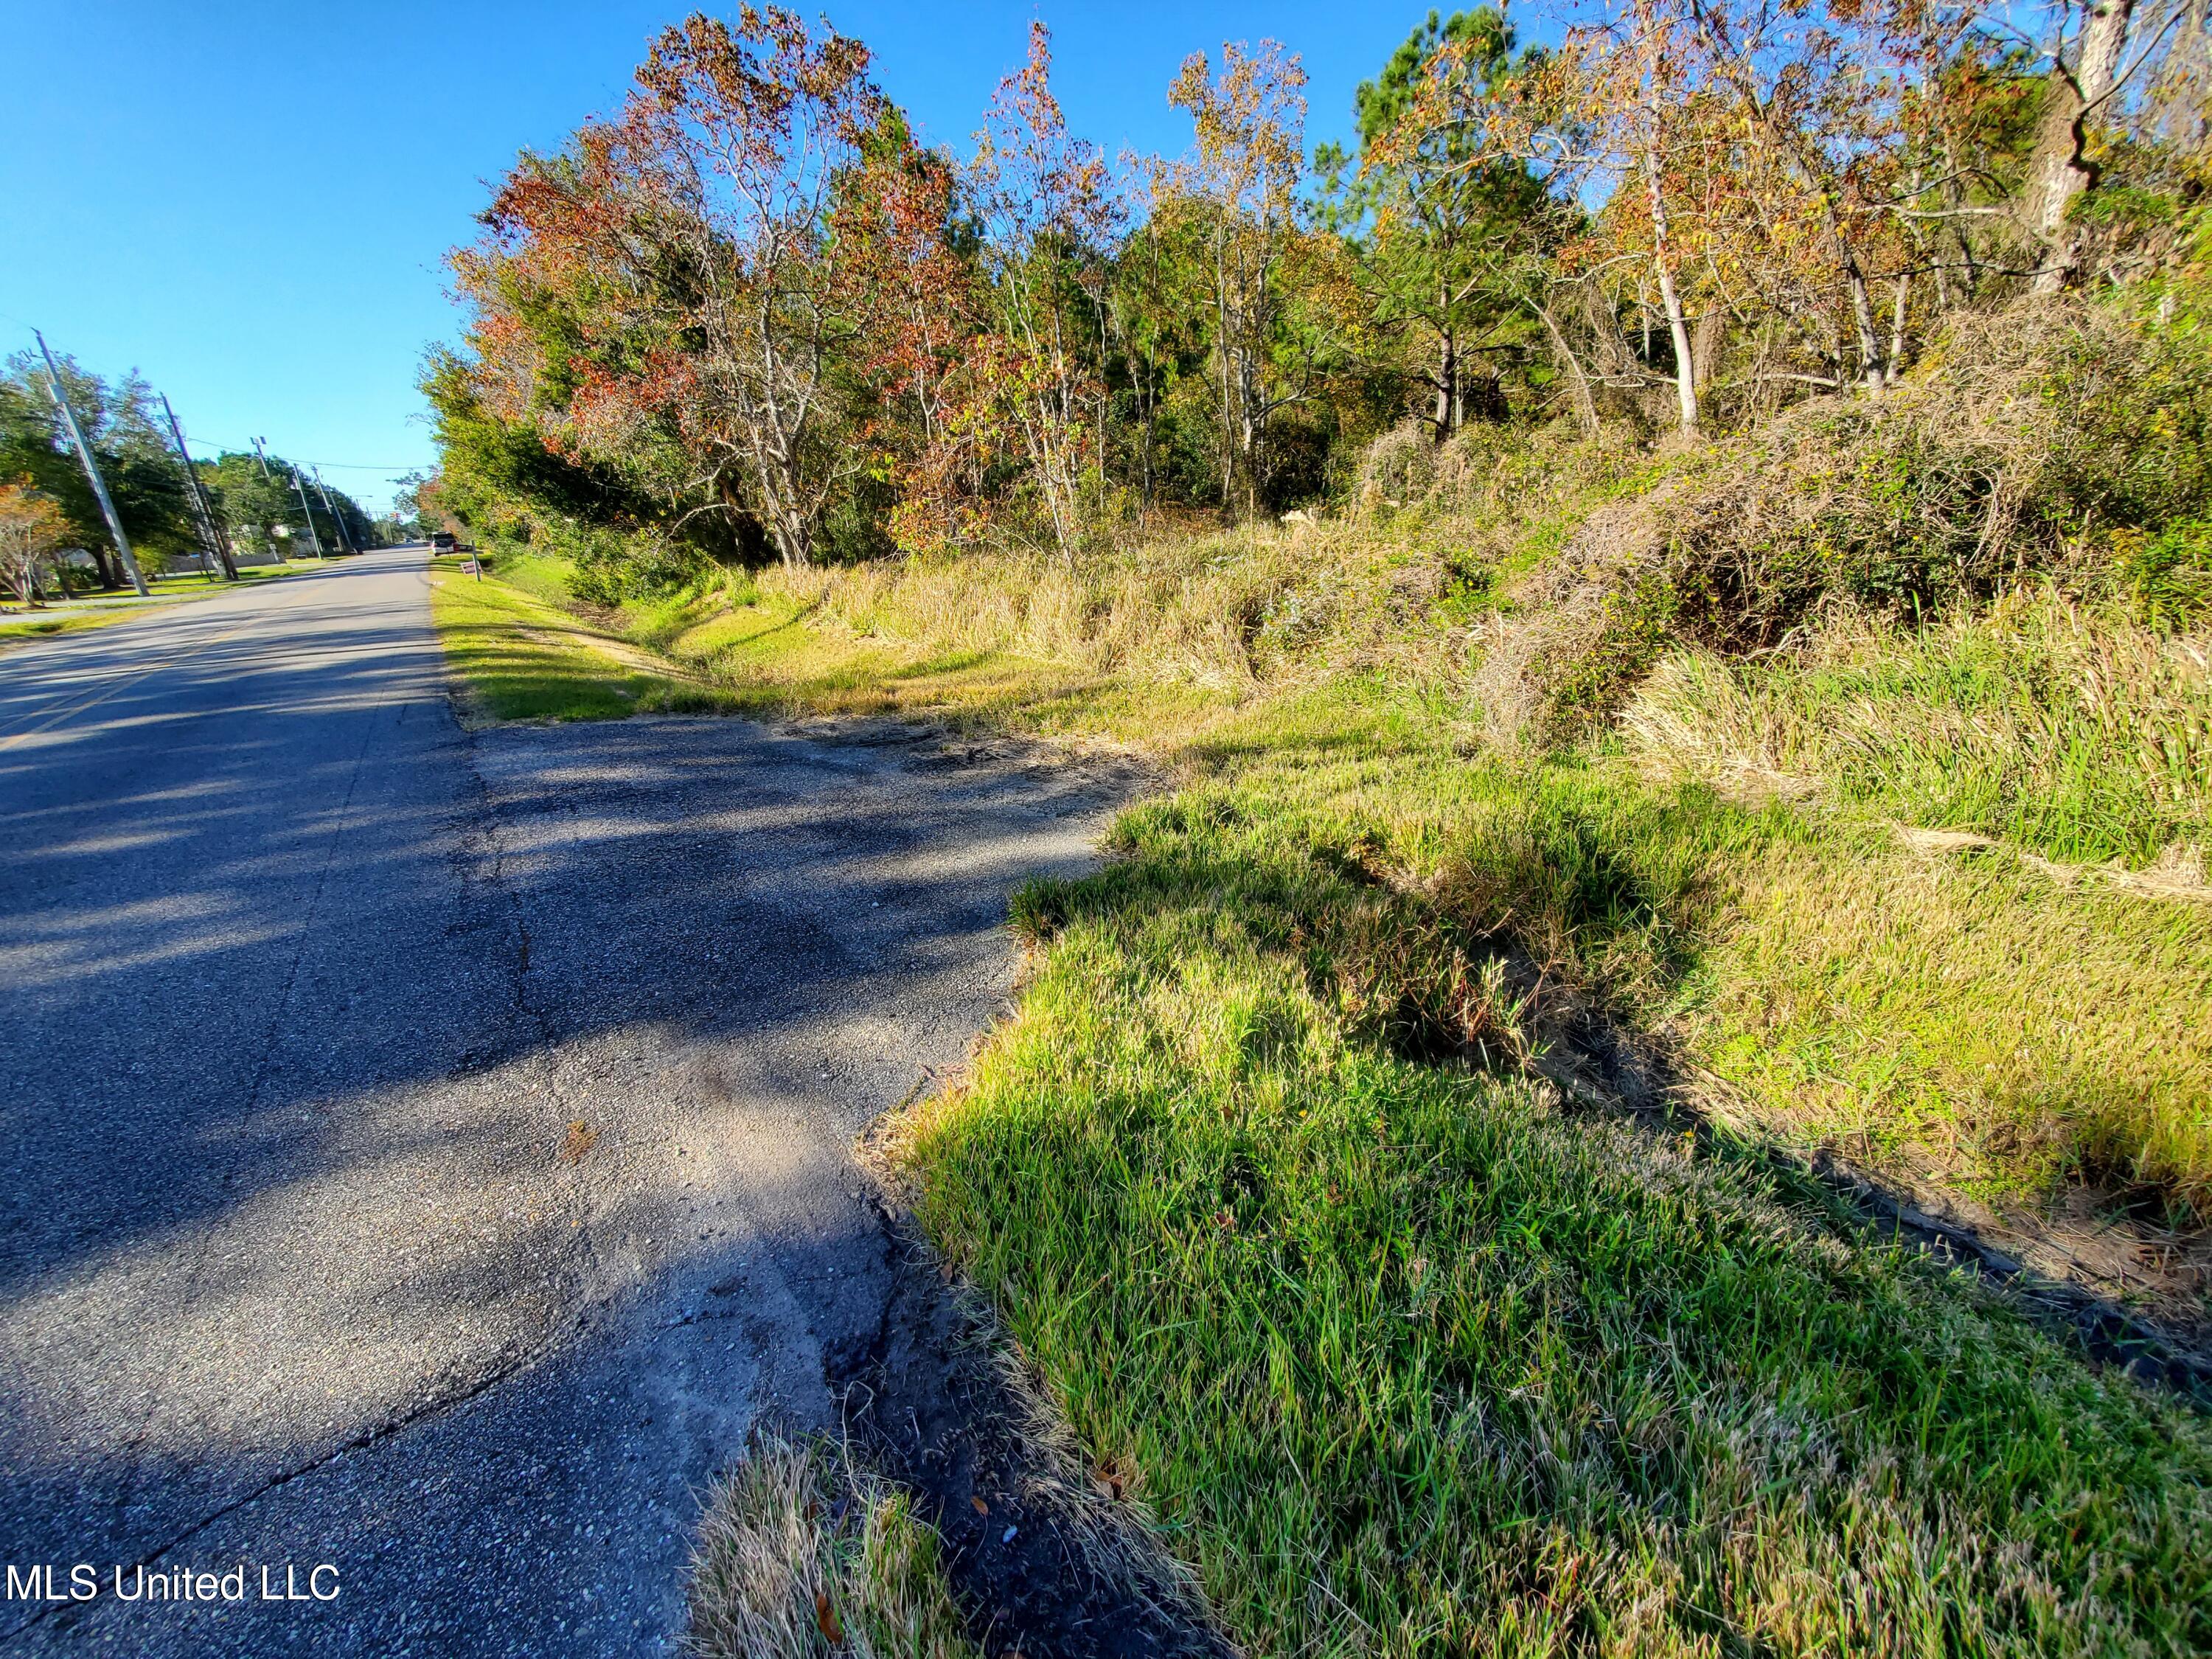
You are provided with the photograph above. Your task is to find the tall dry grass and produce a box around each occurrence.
[1623,591,2212,867]
[745,519,1465,693]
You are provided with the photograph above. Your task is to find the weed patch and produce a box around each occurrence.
[685,1435,978,1659]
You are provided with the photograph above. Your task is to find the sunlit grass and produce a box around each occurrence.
[1624,592,2211,868]
[427,557,693,721]
[0,561,316,649]
[430,537,2212,1652]
[903,799,2212,1651]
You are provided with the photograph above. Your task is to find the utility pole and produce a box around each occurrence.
[159,395,239,580]
[35,330,150,597]
[311,467,355,555]
[251,437,319,561]
[285,465,325,559]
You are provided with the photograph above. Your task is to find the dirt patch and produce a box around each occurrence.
[1893,821,2212,903]
[512,624,713,684]
[818,1143,1233,1659]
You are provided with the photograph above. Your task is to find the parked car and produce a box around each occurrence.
[430,532,458,553]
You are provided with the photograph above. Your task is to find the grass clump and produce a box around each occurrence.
[1623,592,2211,869]
[686,1434,978,1659]
[1174,693,2212,1217]
[904,758,2212,1654]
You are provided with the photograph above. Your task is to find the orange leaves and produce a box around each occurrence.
[0,479,69,604]
[1166,38,1308,229]
[0,480,66,546]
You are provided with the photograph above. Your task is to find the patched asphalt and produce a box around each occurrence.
[0,549,1133,1655]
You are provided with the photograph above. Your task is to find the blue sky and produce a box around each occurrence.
[0,1,1444,514]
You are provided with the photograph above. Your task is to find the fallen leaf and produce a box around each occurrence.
[970,1495,989,1514]
[815,1590,844,1644]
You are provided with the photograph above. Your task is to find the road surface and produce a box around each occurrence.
[0,549,1128,1654]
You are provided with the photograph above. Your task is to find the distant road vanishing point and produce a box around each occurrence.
[0,547,1118,1655]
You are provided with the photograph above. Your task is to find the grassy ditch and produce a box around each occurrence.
[891,687,2211,1652]
[431,457,2212,1652]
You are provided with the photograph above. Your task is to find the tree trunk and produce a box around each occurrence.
[1888,271,1913,384]
[1532,299,1602,436]
[1434,324,1458,443]
[1642,134,1699,431]
[1839,234,1886,386]
[2025,0,2137,292]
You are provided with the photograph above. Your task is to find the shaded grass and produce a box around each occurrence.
[902,709,2212,1654]
[1163,690,2212,1214]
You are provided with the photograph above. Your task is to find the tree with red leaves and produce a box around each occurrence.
[472,6,886,569]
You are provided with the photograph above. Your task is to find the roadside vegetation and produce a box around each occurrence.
[0,350,377,605]
[426,0,2212,1649]
[684,1435,978,1659]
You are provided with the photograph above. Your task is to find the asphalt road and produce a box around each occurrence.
[0,549,1129,1655]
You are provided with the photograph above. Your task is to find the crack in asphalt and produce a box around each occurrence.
[97,675,400,1579]
[0,549,1158,1655]
[1,1339,552,1646]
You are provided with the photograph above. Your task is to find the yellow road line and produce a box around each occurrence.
[0,607,275,753]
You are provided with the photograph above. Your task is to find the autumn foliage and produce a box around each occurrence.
[432,0,2210,585]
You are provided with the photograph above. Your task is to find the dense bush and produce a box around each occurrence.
[1465,293,2212,744]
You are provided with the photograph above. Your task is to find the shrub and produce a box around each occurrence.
[1470,296,2212,745]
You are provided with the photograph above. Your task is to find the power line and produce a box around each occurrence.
[174,439,422,473]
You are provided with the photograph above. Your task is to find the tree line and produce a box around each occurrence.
[425,0,2209,594]
[0,349,377,607]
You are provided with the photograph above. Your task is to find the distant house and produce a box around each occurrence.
[229,534,285,569]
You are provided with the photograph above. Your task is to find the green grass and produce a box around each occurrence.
[433,546,2212,1214]
[1624,593,2209,869]
[0,608,153,646]
[897,689,2212,1655]
[0,561,316,648]
[430,536,2212,1652]
[427,554,728,720]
